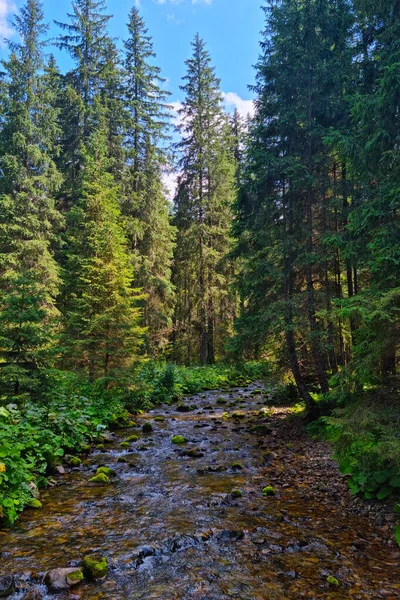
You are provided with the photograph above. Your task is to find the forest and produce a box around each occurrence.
[0,0,399,597]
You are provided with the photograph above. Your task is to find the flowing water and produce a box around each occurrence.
[1,383,399,599]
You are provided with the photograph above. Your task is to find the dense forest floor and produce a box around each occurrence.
[1,382,399,600]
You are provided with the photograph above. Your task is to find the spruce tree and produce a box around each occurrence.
[233,0,353,407]
[173,35,237,364]
[122,7,175,356]
[0,0,62,398]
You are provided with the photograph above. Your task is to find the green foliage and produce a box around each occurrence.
[0,371,129,524]
[310,392,400,502]
[128,361,270,408]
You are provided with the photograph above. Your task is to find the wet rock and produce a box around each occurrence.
[154,416,165,422]
[96,466,116,477]
[82,555,108,580]
[172,435,188,444]
[176,404,192,413]
[262,486,276,497]
[101,432,115,443]
[182,449,204,458]
[231,461,244,470]
[327,575,340,586]
[44,568,84,592]
[117,456,127,463]
[142,422,153,433]
[55,466,65,475]
[231,489,243,498]
[96,444,105,450]
[88,473,109,484]
[125,435,139,443]
[131,545,158,567]
[66,456,82,468]
[0,575,14,598]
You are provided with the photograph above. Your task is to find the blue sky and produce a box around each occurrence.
[0,0,264,117]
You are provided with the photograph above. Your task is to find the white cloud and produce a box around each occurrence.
[0,0,16,46]
[162,170,179,201]
[222,92,255,119]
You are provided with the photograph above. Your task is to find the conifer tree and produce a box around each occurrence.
[0,0,62,398]
[63,130,144,381]
[233,0,353,407]
[122,7,175,356]
[173,35,237,364]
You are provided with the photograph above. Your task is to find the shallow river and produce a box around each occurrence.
[1,383,399,599]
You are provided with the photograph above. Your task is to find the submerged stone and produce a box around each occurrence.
[82,555,108,580]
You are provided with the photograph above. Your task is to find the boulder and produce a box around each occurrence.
[82,555,108,580]
[44,568,84,592]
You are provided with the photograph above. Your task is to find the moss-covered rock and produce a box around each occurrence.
[96,444,105,451]
[327,576,339,586]
[231,462,244,471]
[231,489,243,498]
[120,442,129,448]
[82,555,108,580]
[67,456,82,467]
[142,422,153,433]
[117,456,128,463]
[26,498,42,509]
[262,485,276,497]
[172,435,188,445]
[88,473,109,485]
[125,435,139,443]
[96,466,116,477]
[216,398,227,405]
[154,416,165,422]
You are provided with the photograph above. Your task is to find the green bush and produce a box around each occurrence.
[0,372,129,524]
[309,394,400,502]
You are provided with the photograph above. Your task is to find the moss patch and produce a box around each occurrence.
[262,485,276,497]
[82,555,108,580]
[88,473,109,484]
[172,435,188,445]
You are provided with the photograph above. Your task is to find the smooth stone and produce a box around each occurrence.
[44,568,84,592]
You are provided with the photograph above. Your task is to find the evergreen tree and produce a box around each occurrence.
[0,0,62,398]
[233,0,353,408]
[173,35,237,364]
[63,130,144,381]
[122,7,175,356]
[335,0,400,384]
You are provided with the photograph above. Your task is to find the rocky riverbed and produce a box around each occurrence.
[0,383,399,599]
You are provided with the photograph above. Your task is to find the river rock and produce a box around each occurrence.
[44,568,84,592]
[82,555,108,580]
[0,575,14,598]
